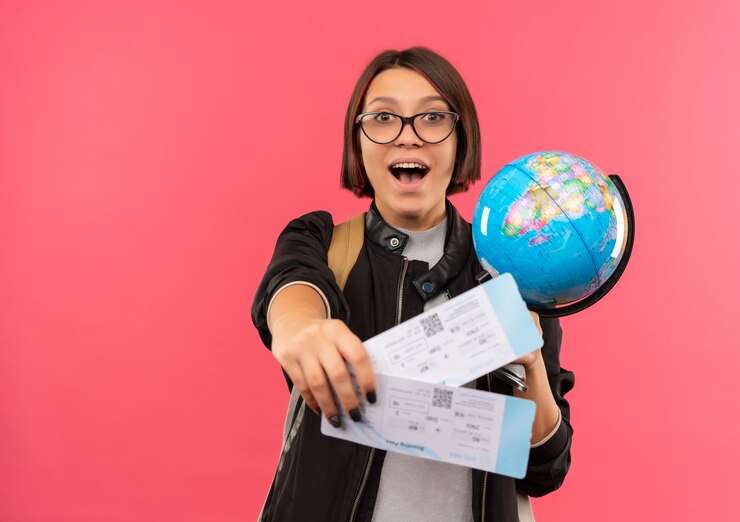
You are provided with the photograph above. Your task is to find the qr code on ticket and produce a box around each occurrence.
[432,387,453,409]
[421,313,444,338]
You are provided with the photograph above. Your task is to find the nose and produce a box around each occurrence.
[394,120,423,147]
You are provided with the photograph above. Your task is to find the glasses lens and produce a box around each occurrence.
[359,113,402,144]
[414,112,457,143]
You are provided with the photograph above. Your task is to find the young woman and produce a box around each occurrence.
[252,47,574,522]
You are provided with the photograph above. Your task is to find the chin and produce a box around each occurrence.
[392,199,428,217]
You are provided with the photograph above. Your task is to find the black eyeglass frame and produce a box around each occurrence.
[355,111,460,144]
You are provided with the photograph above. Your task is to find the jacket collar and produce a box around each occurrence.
[365,200,472,301]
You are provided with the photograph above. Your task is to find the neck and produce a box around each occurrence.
[375,200,447,232]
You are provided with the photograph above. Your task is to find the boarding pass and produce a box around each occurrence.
[320,273,542,477]
[363,273,542,386]
[321,373,536,477]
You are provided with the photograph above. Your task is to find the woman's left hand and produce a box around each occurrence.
[511,311,544,371]
[509,310,561,444]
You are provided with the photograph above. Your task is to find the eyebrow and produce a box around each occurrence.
[366,95,448,106]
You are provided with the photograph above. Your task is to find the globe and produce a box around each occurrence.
[472,151,634,317]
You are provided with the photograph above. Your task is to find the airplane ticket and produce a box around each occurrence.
[363,273,543,386]
[320,273,542,477]
[321,373,536,478]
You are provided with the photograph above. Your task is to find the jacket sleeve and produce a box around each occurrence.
[250,211,350,350]
[516,316,575,497]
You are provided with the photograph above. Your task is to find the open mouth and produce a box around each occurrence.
[389,161,430,184]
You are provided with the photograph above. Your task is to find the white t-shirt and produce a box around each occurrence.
[371,219,475,522]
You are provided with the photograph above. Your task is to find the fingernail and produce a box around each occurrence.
[349,408,362,422]
[329,415,342,428]
[366,390,377,404]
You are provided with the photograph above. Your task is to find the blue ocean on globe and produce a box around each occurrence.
[472,151,628,309]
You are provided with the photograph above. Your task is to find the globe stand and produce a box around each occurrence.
[475,173,635,387]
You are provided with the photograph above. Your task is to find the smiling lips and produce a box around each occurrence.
[389,161,430,184]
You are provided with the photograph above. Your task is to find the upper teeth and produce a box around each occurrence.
[392,162,426,169]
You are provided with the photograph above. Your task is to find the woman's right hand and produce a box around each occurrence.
[268,285,377,427]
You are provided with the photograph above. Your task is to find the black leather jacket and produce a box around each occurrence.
[252,201,574,522]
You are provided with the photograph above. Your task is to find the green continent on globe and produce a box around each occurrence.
[503,153,615,245]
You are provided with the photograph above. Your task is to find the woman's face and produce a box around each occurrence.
[359,67,457,231]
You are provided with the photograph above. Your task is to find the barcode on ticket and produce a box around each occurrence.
[421,313,444,338]
[432,387,453,409]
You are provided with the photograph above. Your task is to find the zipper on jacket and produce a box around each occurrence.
[349,448,375,521]
[349,256,408,522]
[395,257,408,325]
[481,373,493,522]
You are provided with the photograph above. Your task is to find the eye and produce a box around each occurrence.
[373,112,397,124]
[420,112,448,124]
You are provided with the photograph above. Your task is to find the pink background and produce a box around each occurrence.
[1,0,738,520]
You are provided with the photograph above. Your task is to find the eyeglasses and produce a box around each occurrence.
[355,111,459,144]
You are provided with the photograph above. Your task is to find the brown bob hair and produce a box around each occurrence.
[341,47,482,198]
